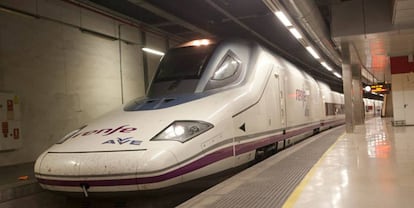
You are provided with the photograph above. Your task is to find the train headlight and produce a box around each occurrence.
[151,121,213,143]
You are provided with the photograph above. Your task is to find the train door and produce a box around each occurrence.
[277,73,286,128]
[273,69,287,151]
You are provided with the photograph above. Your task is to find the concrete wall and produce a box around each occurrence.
[391,73,414,125]
[0,0,171,166]
[331,0,393,37]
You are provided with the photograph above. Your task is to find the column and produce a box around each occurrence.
[352,64,364,125]
[341,42,354,133]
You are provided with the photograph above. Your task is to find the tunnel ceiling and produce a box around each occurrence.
[86,0,344,92]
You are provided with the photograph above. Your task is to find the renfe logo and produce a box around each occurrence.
[102,137,142,145]
[71,125,137,138]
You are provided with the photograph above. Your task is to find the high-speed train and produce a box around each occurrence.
[364,98,383,117]
[34,39,346,194]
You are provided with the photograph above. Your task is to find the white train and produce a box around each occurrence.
[364,98,383,117]
[34,39,345,194]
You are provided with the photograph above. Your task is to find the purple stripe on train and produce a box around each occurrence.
[38,146,234,187]
[37,119,344,187]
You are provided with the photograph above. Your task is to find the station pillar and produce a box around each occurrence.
[352,64,364,125]
[341,42,354,133]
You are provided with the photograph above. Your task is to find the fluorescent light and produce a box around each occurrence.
[201,39,210,45]
[334,72,342,78]
[321,62,333,71]
[289,28,302,39]
[142,48,165,56]
[306,46,320,59]
[193,39,210,46]
[275,11,292,27]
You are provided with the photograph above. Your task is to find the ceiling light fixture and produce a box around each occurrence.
[142,48,165,56]
[333,72,342,78]
[306,46,320,59]
[275,11,292,27]
[193,39,210,46]
[321,62,333,71]
[288,28,302,39]
[271,5,342,80]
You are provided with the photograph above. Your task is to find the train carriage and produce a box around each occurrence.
[35,39,345,194]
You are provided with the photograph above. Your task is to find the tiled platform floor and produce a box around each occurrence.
[290,117,414,208]
[180,117,414,208]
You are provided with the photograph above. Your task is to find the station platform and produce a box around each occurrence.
[0,162,41,203]
[179,117,414,208]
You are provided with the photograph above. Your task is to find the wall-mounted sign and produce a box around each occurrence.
[370,83,391,94]
[0,93,22,151]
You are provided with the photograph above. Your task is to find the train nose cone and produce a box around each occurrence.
[35,149,180,192]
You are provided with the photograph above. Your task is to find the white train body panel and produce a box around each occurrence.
[364,98,383,117]
[35,39,346,193]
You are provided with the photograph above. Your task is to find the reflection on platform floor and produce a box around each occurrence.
[291,117,414,208]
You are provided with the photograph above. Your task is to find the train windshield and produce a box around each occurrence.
[152,45,215,82]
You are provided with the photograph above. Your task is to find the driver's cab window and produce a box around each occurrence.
[212,55,240,80]
[205,50,242,91]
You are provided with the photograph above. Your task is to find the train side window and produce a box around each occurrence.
[212,55,240,80]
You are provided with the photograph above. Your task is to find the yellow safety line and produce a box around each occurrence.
[282,133,346,208]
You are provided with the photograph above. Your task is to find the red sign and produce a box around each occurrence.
[2,122,8,138]
[390,56,414,74]
[13,128,19,139]
[7,100,13,111]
